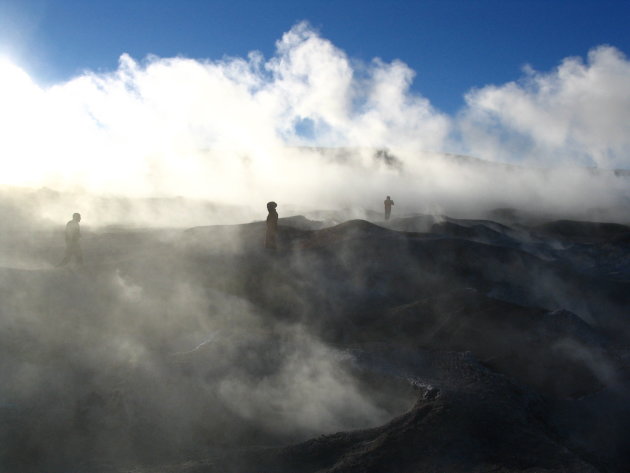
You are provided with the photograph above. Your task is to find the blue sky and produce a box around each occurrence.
[2,0,629,114]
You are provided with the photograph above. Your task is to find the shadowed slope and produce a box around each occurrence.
[1,213,629,472]
[144,352,601,473]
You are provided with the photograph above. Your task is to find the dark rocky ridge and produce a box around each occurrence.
[1,212,629,472]
[219,351,601,473]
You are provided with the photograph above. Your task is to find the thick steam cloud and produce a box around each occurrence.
[0,22,629,221]
[460,45,630,169]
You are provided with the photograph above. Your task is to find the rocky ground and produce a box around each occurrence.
[1,211,629,472]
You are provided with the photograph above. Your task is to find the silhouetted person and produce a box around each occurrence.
[57,213,83,267]
[265,202,278,249]
[384,196,394,220]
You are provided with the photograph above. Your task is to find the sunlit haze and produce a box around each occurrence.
[2,4,630,472]
[0,1,629,223]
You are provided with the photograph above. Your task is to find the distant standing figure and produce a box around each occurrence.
[265,202,278,249]
[58,213,83,266]
[384,196,395,220]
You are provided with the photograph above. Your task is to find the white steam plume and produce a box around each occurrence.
[0,22,629,222]
[460,45,630,169]
[0,23,448,203]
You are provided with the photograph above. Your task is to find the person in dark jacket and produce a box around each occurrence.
[384,196,394,220]
[265,202,278,249]
[57,212,83,266]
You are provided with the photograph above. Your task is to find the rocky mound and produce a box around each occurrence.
[1,212,629,472]
[135,351,602,473]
